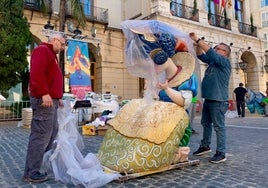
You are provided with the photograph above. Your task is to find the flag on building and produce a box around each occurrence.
[213,0,227,8]
[221,0,226,7]
[214,0,220,4]
[227,0,232,8]
[234,0,239,11]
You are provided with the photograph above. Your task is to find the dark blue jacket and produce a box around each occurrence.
[198,48,231,101]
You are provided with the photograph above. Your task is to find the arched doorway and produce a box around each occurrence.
[88,43,102,92]
[240,51,257,90]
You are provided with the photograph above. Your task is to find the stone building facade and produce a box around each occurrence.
[23,0,268,101]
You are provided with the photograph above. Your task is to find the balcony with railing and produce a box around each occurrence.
[208,13,231,30]
[170,1,199,22]
[238,22,257,37]
[23,0,108,25]
[66,5,108,24]
[24,0,41,10]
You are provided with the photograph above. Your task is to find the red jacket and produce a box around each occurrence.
[29,43,63,99]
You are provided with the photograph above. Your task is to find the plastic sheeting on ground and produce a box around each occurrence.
[43,100,121,188]
[246,88,266,114]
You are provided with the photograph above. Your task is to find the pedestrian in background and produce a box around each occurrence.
[233,83,248,118]
[23,34,66,183]
[189,32,231,164]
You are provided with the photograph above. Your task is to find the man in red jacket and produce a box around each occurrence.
[23,33,66,183]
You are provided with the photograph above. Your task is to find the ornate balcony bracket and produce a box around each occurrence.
[264,64,268,73]
[41,29,102,44]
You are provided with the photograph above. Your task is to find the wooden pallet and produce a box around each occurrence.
[103,159,200,182]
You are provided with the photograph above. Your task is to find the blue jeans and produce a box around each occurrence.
[24,97,59,178]
[200,100,229,153]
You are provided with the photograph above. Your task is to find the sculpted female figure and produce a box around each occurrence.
[97,20,198,174]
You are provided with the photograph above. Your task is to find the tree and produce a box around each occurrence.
[0,0,32,97]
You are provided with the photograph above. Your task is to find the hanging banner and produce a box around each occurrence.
[66,40,92,99]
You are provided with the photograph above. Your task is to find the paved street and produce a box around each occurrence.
[0,112,268,188]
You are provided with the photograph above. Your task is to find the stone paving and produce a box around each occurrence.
[0,112,268,188]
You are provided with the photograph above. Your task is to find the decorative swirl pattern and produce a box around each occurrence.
[108,99,188,144]
[97,117,188,173]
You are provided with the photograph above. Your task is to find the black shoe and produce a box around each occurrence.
[24,171,48,183]
[193,146,211,156]
[209,151,226,164]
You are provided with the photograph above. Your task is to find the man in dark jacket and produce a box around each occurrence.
[233,83,248,117]
[189,32,231,164]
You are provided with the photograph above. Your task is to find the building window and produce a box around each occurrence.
[261,0,268,7]
[262,12,268,27]
[170,0,184,17]
[80,0,92,16]
[205,0,216,14]
[264,33,268,48]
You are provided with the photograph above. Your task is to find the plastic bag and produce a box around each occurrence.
[43,99,120,188]
[120,20,200,103]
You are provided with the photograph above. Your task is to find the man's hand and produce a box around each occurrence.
[41,94,53,108]
[59,99,64,108]
[189,32,198,42]
[157,80,169,90]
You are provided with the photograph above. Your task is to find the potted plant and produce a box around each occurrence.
[192,0,197,17]
[190,0,198,21]
[250,13,255,33]
[208,0,212,24]
[223,9,229,27]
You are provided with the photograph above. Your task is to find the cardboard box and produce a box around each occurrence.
[82,125,96,136]
[97,125,109,136]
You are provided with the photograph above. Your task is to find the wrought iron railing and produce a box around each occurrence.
[66,5,108,24]
[0,101,31,121]
[208,13,231,30]
[170,1,199,22]
[23,0,108,24]
[24,0,41,10]
[238,22,257,37]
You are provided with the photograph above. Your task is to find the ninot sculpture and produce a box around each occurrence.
[97,20,199,174]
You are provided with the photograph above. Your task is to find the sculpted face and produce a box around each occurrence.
[154,58,172,74]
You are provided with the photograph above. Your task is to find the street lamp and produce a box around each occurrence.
[44,21,54,30]
[73,27,82,35]
[238,61,248,86]
[238,61,247,72]
[264,64,268,73]
[264,50,268,73]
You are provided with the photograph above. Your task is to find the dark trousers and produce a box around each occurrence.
[24,97,59,178]
[236,101,245,117]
